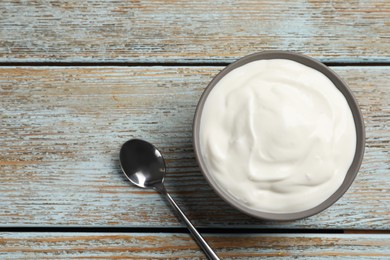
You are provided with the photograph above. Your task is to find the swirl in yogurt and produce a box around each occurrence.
[199,59,356,213]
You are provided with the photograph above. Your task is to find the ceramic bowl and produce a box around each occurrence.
[193,51,365,220]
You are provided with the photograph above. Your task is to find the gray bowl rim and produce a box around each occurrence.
[192,51,365,221]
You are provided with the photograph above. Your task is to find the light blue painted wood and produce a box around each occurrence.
[0,233,389,258]
[0,0,389,63]
[0,66,389,229]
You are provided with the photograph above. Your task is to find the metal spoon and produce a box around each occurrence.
[119,139,220,260]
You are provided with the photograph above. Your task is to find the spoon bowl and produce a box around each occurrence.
[120,139,165,189]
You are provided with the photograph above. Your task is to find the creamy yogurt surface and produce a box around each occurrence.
[199,59,356,213]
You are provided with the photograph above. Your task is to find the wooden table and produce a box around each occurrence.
[1,0,389,258]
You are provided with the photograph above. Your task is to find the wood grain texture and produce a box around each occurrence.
[0,66,389,228]
[0,0,389,63]
[0,233,389,259]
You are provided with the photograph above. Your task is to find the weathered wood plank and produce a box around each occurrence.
[0,0,389,63]
[0,66,389,228]
[0,233,389,258]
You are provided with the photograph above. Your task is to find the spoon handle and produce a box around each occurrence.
[159,189,220,260]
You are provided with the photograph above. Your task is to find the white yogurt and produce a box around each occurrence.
[199,59,356,213]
